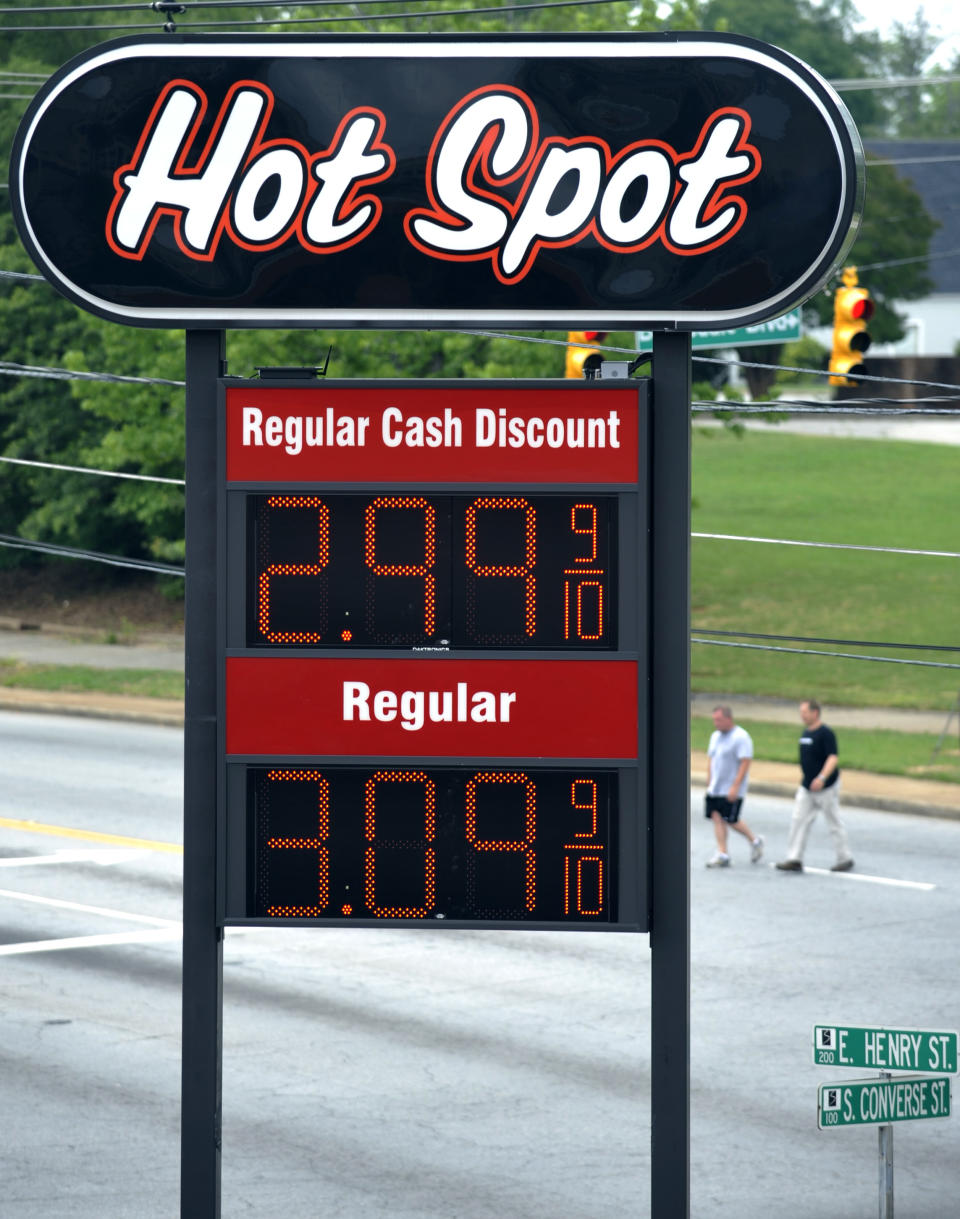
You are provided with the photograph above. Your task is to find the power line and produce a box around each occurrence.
[0,361,184,388]
[692,531,960,560]
[834,74,960,92]
[0,533,184,576]
[693,628,960,653]
[691,637,960,671]
[0,0,629,31]
[0,455,184,486]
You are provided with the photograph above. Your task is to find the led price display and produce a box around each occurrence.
[248,765,616,923]
[249,493,616,648]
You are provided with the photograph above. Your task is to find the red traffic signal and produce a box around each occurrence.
[829,276,873,386]
[565,331,607,378]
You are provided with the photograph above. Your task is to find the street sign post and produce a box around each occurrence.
[818,1075,952,1130]
[814,1023,956,1219]
[814,1025,959,1074]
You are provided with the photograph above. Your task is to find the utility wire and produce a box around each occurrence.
[1,455,954,564]
[692,532,960,560]
[691,637,960,671]
[0,361,184,388]
[0,533,184,576]
[0,0,629,31]
[693,628,960,653]
[0,455,184,486]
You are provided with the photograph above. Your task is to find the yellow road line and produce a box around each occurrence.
[0,816,182,854]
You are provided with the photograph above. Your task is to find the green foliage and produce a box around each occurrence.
[693,715,960,784]
[776,335,828,381]
[698,0,886,132]
[803,159,937,343]
[0,658,184,700]
[0,0,948,576]
[691,429,960,710]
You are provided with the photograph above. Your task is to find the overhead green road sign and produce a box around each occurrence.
[814,1025,958,1074]
[818,1076,952,1129]
[636,309,801,352]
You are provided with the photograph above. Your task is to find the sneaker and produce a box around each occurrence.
[706,853,731,868]
[750,835,765,864]
[775,859,803,871]
[831,859,854,872]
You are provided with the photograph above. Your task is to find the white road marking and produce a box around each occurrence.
[771,865,936,891]
[0,885,178,926]
[0,928,181,957]
[0,848,150,868]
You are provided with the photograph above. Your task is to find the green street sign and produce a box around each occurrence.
[819,1076,952,1129]
[814,1025,958,1074]
[635,309,801,351]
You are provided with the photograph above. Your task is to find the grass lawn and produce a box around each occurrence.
[692,715,960,786]
[0,659,184,701]
[691,428,960,709]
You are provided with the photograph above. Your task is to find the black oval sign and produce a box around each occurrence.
[10,32,863,330]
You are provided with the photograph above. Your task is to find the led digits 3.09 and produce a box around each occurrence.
[253,766,615,923]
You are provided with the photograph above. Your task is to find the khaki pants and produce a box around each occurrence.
[785,782,851,865]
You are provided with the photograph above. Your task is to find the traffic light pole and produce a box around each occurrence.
[649,329,692,1217]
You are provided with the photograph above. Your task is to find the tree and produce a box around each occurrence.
[697,0,887,134]
[878,13,939,136]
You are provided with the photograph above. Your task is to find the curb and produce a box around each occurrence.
[0,689,183,727]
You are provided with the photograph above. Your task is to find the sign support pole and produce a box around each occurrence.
[649,330,692,1217]
[879,1122,894,1218]
[181,329,226,1219]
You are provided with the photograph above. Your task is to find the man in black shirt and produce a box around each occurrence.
[776,698,854,872]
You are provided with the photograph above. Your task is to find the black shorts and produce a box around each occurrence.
[704,795,743,823]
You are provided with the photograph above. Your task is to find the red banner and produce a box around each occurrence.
[225,385,638,483]
[225,657,638,758]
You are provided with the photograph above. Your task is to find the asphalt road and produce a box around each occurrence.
[1,710,958,1218]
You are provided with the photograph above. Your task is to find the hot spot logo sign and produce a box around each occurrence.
[11,33,864,330]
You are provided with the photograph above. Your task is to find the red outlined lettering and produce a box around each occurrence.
[107,80,395,262]
[405,88,760,283]
[107,77,759,280]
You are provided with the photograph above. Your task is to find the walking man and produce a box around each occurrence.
[776,698,854,872]
[704,705,764,867]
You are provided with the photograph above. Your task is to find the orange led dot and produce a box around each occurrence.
[342,904,353,915]
[341,629,353,641]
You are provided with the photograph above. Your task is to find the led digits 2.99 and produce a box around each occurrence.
[252,766,615,923]
[250,494,616,648]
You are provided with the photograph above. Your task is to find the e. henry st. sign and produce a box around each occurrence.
[10,32,863,330]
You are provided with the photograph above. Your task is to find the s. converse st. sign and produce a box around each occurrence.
[11,33,863,330]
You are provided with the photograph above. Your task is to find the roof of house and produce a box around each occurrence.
[864,141,960,294]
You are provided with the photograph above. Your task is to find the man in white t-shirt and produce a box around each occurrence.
[704,705,763,868]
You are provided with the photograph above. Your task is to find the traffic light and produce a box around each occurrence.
[829,267,873,386]
[565,331,606,379]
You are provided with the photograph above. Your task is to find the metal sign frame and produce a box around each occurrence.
[180,331,692,1215]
